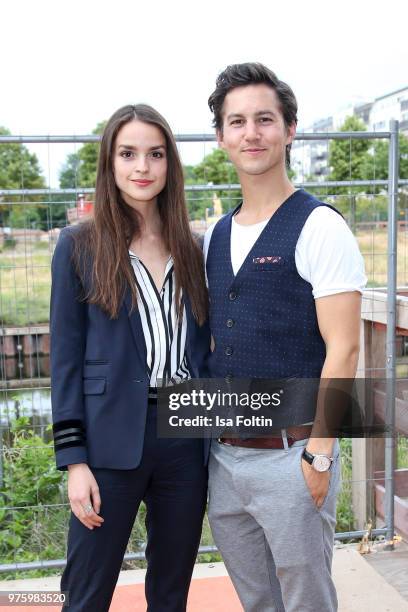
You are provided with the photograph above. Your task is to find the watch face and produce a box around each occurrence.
[312,455,331,472]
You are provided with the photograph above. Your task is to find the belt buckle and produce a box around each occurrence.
[279,428,296,449]
[217,437,232,446]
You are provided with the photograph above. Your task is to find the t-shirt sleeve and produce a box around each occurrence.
[295,206,367,299]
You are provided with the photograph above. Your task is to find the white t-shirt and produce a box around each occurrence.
[203,205,367,298]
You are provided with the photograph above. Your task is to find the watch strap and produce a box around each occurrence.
[302,448,333,470]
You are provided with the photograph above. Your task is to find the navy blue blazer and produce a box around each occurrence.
[50,226,210,470]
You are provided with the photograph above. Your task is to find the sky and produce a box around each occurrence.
[1,0,407,186]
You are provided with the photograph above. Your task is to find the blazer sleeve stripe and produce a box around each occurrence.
[54,427,86,440]
[54,435,86,449]
[55,439,88,452]
[53,419,86,451]
[53,418,85,433]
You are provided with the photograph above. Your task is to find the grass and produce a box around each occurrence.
[397,434,408,468]
[356,228,408,287]
[336,438,355,533]
[0,248,51,326]
[3,228,408,327]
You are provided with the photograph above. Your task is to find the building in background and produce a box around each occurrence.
[292,85,408,182]
[66,193,93,224]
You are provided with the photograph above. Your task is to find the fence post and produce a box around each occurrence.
[384,119,399,548]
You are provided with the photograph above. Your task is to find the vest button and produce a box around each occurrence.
[226,318,234,328]
[229,291,237,301]
[225,346,233,356]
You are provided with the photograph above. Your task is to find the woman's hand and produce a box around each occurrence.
[67,463,104,530]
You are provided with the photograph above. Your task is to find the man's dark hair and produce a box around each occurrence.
[208,62,298,167]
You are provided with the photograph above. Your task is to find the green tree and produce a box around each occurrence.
[193,148,239,187]
[59,122,106,190]
[187,148,294,220]
[327,116,373,219]
[359,134,408,223]
[362,133,408,182]
[41,153,82,229]
[328,116,371,190]
[183,165,195,181]
[59,152,81,188]
[0,127,45,191]
[57,122,106,227]
[77,121,106,187]
[187,148,241,220]
[0,127,47,229]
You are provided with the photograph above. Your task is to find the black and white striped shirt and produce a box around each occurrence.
[129,251,191,389]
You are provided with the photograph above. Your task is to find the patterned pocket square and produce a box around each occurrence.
[253,256,283,265]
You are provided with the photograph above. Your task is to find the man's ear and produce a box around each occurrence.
[286,122,296,146]
[216,128,225,149]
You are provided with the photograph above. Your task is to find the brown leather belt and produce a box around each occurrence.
[218,425,313,449]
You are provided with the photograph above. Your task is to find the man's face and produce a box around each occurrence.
[217,84,295,178]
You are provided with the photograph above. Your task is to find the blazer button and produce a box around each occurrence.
[226,318,234,328]
[225,346,233,356]
[229,291,237,301]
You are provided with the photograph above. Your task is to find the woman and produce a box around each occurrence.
[50,104,210,611]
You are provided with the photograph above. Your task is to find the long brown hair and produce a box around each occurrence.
[73,104,208,324]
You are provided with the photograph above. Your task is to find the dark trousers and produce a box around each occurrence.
[61,405,208,611]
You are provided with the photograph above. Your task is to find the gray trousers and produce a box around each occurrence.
[208,439,341,612]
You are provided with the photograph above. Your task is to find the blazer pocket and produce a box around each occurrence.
[83,377,106,395]
[85,359,109,365]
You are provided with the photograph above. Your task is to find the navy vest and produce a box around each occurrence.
[206,189,337,380]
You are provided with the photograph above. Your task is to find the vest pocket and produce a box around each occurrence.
[83,377,106,395]
[251,258,285,272]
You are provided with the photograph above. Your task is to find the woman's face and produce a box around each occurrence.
[113,119,167,210]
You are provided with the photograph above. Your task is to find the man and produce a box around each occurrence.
[203,63,366,612]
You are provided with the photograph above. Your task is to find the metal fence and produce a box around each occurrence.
[0,122,406,574]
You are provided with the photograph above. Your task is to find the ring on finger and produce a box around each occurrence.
[83,503,93,515]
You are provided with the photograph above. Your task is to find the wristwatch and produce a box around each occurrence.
[302,448,333,472]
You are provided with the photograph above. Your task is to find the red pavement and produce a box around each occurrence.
[111,576,242,611]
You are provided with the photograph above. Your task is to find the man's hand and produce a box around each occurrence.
[67,463,104,530]
[301,459,330,509]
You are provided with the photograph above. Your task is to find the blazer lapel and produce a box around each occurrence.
[124,288,148,372]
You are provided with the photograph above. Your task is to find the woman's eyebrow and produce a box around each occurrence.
[117,144,166,151]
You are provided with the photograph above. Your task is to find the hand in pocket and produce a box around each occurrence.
[301,460,330,509]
